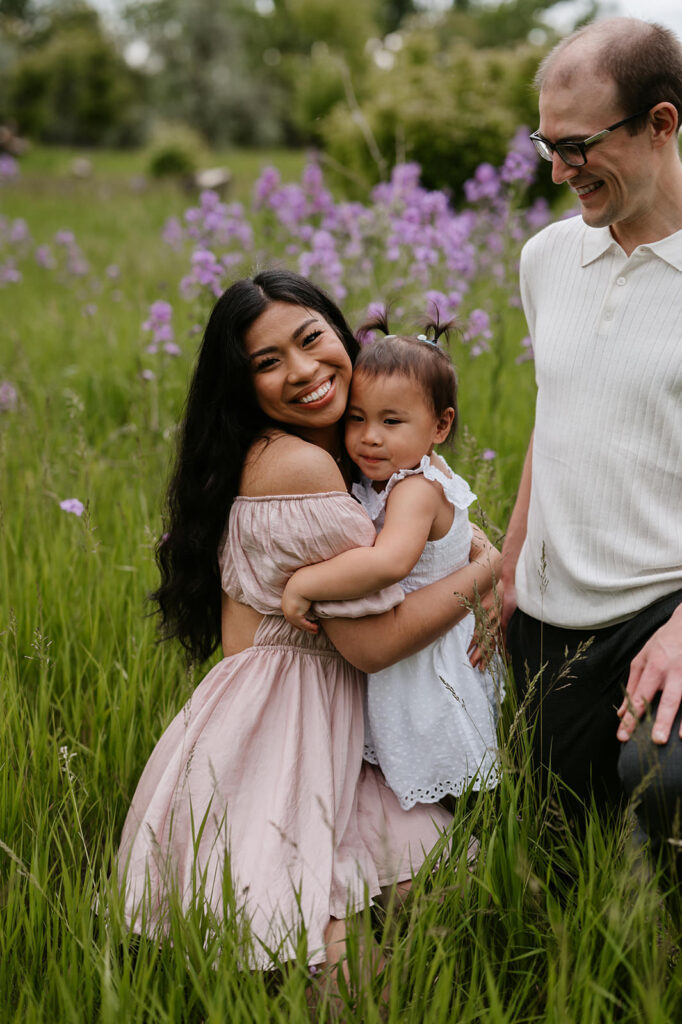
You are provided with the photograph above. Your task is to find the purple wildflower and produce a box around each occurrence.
[0,381,18,411]
[143,300,173,331]
[365,300,387,321]
[253,166,281,209]
[299,230,345,298]
[192,248,224,288]
[162,217,184,249]
[180,247,225,299]
[464,309,492,342]
[425,289,459,321]
[59,498,85,517]
[526,198,552,231]
[516,335,535,364]
[464,164,501,203]
[0,155,19,181]
[500,150,536,186]
[302,160,334,215]
[9,218,29,244]
[482,449,497,461]
[0,261,22,285]
[143,300,175,350]
[35,245,56,269]
[67,251,89,277]
[500,129,537,187]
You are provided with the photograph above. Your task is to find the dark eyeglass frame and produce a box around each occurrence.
[529,109,651,167]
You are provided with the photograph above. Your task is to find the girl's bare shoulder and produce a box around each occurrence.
[385,470,443,510]
[240,431,345,497]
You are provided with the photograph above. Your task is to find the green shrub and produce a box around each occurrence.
[145,123,206,179]
[320,35,551,199]
[6,24,145,147]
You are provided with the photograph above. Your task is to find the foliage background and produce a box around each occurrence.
[0,141,680,1022]
[2,2,681,1020]
[0,0,598,194]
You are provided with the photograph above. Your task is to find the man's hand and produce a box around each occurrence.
[281,580,319,634]
[617,606,682,744]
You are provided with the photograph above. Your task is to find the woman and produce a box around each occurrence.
[118,270,501,972]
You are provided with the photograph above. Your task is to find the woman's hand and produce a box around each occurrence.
[324,524,503,675]
[281,577,319,634]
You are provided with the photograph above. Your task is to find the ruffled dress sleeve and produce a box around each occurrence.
[220,491,404,619]
[352,453,476,529]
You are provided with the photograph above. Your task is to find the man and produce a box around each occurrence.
[501,17,682,861]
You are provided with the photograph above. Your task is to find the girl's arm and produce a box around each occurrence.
[282,475,438,630]
[241,434,501,673]
[323,532,502,674]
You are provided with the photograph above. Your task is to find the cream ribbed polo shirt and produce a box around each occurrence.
[515,215,682,628]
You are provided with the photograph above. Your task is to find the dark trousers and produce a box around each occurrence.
[618,697,682,881]
[507,590,682,866]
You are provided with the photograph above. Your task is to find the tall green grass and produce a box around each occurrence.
[0,149,679,1021]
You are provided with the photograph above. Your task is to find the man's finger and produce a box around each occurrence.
[651,671,682,744]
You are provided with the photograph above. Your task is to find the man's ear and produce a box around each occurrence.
[649,102,679,148]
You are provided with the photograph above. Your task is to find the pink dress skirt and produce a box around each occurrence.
[118,492,451,968]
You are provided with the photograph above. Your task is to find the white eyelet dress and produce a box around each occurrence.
[353,454,504,810]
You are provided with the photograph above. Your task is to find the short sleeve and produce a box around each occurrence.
[222,492,404,617]
[353,454,475,528]
[422,454,476,511]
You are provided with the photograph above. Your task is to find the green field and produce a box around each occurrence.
[0,147,680,1022]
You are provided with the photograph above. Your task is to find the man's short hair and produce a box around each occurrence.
[536,18,682,133]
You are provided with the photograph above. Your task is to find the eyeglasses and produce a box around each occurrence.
[529,109,650,167]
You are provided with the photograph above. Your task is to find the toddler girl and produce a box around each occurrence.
[282,316,503,810]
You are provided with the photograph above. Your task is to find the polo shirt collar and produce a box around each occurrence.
[645,230,682,271]
[581,224,682,271]
[581,226,617,266]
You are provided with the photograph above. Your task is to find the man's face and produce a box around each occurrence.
[538,70,655,240]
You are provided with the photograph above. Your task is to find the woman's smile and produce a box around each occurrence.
[293,376,335,405]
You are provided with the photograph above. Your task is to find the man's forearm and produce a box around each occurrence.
[501,433,533,628]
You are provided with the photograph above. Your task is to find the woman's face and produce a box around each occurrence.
[244,301,353,441]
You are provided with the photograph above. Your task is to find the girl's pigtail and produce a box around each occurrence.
[357,307,393,342]
[420,314,456,348]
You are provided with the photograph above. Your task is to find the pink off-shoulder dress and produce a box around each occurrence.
[118,492,451,968]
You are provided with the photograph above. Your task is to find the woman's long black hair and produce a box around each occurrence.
[153,269,360,664]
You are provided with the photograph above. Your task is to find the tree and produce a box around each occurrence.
[319,27,550,198]
[441,0,599,49]
[5,3,145,145]
[122,0,292,145]
[121,0,385,146]
[379,0,418,34]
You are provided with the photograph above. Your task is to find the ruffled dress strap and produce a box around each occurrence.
[422,453,477,510]
[352,453,476,524]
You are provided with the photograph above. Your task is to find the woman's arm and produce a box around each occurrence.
[282,476,438,628]
[324,532,502,673]
[239,433,500,672]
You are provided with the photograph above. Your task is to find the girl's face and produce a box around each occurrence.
[244,301,353,444]
[345,371,454,485]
